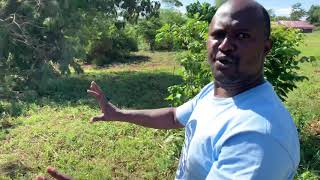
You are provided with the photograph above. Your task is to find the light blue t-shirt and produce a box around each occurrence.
[175,81,300,180]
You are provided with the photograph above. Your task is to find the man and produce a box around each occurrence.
[37,0,300,179]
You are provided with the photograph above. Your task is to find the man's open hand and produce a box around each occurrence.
[36,167,73,180]
[87,81,119,122]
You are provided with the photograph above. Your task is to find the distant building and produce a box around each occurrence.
[277,21,315,33]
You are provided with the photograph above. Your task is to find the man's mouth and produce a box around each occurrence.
[216,57,234,65]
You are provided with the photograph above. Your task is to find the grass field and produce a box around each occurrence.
[0,52,183,179]
[0,32,320,179]
[299,30,320,57]
[286,61,320,180]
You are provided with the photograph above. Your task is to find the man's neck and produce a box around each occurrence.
[214,76,265,98]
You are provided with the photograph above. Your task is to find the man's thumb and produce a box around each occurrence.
[90,114,105,123]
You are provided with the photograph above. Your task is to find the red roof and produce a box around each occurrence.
[277,21,315,29]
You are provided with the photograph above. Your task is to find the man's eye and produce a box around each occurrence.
[237,33,250,40]
[211,32,226,39]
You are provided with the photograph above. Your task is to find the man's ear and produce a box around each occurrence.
[264,39,272,55]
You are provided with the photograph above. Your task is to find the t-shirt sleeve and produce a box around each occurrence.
[175,97,197,126]
[206,132,294,180]
[176,82,214,126]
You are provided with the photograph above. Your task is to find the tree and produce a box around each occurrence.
[290,3,306,21]
[161,0,183,8]
[0,0,161,98]
[307,5,320,25]
[275,16,291,21]
[267,9,276,20]
[159,9,186,25]
[119,0,161,23]
[186,1,217,23]
[138,17,162,51]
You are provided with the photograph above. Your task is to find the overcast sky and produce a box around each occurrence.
[175,0,320,16]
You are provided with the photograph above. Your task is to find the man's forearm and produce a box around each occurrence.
[114,107,183,129]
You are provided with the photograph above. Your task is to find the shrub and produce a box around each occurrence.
[186,1,217,23]
[159,9,186,26]
[86,31,138,66]
[156,18,208,51]
[265,25,316,100]
[138,17,162,51]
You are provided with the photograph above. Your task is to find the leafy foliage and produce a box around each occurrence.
[307,5,320,25]
[267,9,276,20]
[153,9,186,51]
[274,16,291,21]
[290,3,307,21]
[159,9,186,26]
[82,16,138,66]
[138,17,162,51]
[161,0,183,8]
[0,0,161,97]
[186,1,217,23]
[118,0,161,23]
[265,25,316,101]
[155,17,208,51]
[163,18,210,106]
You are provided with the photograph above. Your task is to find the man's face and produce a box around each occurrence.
[207,2,271,85]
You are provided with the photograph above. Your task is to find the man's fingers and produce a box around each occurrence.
[47,167,72,180]
[90,81,99,92]
[88,81,106,97]
[87,90,99,98]
[36,176,48,180]
[91,81,100,90]
[92,81,105,95]
[90,114,105,123]
[89,81,97,92]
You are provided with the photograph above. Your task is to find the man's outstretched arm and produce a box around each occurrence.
[87,81,184,129]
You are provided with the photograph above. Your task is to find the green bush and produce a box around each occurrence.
[138,17,162,51]
[163,18,210,106]
[186,1,217,23]
[0,0,159,97]
[86,31,138,66]
[154,9,187,51]
[155,24,176,50]
[156,18,208,52]
[265,25,316,101]
[159,9,186,26]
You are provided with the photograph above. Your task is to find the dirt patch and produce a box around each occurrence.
[0,160,34,178]
[306,118,320,136]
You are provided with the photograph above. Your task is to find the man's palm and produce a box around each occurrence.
[87,81,118,122]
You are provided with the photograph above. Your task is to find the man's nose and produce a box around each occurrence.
[218,37,235,53]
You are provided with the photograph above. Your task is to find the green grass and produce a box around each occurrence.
[0,31,320,179]
[0,51,182,179]
[288,31,320,179]
[289,61,320,180]
[299,30,320,57]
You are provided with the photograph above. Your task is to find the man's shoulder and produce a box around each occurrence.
[195,81,214,100]
[229,106,296,139]
[217,107,300,168]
